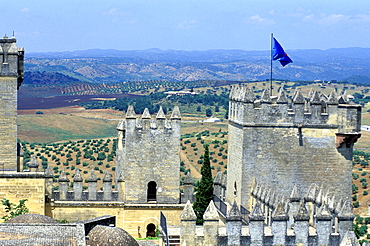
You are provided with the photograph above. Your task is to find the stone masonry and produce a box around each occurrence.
[0,36,24,171]
[116,105,182,204]
[226,85,361,210]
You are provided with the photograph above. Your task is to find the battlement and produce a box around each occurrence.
[229,85,361,134]
[0,36,24,82]
[179,199,357,246]
[49,168,123,202]
[118,105,181,133]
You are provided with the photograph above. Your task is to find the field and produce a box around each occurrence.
[16,80,370,225]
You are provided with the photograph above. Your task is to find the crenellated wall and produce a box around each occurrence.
[179,199,357,246]
[226,85,361,209]
[116,106,182,204]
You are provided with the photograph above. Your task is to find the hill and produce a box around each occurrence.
[24,48,370,84]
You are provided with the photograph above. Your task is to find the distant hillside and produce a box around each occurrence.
[24,48,370,84]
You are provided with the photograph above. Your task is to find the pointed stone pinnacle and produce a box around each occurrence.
[320,93,328,102]
[272,202,288,221]
[308,88,314,99]
[249,202,265,221]
[170,106,181,119]
[183,172,193,185]
[327,90,338,105]
[117,171,125,182]
[142,108,151,119]
[125,105,136,119]
[44,165,53,178]
[28,156,39,169]
[180,200,197,220]
[227,201,241,221]
[103,170,112,182]
[316,186,323,205]
[338,95,347,104]
[294,200,309,221]
[213,171,222,185]
[316,202,332,220]
[243,86,255,103]
[338,198,355,219]
[116,120,125,131]
[328,195,336,212]
[221,173,227,187]
[260,89,272,103]
[156,106,166,119]
[293,90,305,104]
[310,90,321,104]
[73,169,83,182]
[277,88,288,103]
[59,169,69,182]
[87,169,98,182]
[203,200,220,221]
[290,184,300,201]
[305,183,317,202]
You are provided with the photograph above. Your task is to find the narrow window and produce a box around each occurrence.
[147,181,157,202]
[146,223,156,237]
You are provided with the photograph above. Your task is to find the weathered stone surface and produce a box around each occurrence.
[226,85,361,208]
[203,200,219,221]
[116,106,181,204]
[180,200,196,220]
[227,202,241,221]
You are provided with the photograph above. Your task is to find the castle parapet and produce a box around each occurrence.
[229,85,361,135]
[179,197,355,245]
[53,169,120,202]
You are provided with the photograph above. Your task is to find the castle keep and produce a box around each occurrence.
[116,105,182,204]
[226,85,361,209]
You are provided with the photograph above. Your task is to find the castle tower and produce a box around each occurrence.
[226,85,361,209]
[116,106,181,204]
[0,36,24,171]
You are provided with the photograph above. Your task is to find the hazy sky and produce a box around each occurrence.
[2,0,370,52]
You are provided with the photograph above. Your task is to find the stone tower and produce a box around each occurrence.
[0,36,24,171]
[226,85,361,209]
[116,105,181,204]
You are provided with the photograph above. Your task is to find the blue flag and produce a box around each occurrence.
[272,37,292,67]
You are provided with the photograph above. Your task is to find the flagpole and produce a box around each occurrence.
[270,33,273,96]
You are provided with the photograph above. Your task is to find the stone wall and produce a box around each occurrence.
[116,106,181,204]
[46,201,184,237]
[0,37,24,171]
[226,85,361,208]
[0,173,46,219]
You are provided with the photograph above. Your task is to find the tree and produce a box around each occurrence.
[193,144,214,224]
[1,198,29,221]
[205,108,212,117]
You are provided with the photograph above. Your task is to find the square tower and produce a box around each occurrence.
[0,36,24,171]
[116,106,181,204]
[226,85,361,209]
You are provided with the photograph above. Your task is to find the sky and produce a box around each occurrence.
[1,0,370,53]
